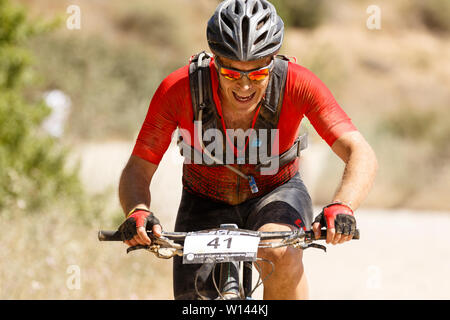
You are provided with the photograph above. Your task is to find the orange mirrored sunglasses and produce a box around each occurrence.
[215,58,274,81]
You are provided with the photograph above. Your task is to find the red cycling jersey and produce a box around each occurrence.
[132,59,357,205]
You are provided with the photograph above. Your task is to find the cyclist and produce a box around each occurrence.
[118,0,377,300]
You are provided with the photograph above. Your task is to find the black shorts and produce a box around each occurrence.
[172,173,313,300]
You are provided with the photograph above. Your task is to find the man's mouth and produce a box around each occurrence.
[233,92,256,103]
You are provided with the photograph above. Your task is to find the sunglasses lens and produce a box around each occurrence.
[248,68,270,81]
[220,68,242,80]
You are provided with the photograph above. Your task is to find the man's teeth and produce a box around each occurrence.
[234,92,255,102]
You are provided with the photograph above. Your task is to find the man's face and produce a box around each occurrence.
[215,55,273,112]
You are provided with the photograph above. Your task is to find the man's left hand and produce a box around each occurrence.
[312,203,356,245]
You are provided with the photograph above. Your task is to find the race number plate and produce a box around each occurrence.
[182,229,260,264]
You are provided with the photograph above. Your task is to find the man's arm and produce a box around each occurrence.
[313,130,378,244]
[118,155,160,246]
[119,155,157,214]
[330,130,378,211]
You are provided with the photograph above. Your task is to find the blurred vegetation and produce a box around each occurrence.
[270,0,326,29]
[412,0,450,33]
[25,0,327,141]
[28,34,170,141]
[0,0,103,220]
[340,104,450,209]
[115,7,177,48]
[379,107,450,165]
[0,201,173,299]
[27,1,192,141]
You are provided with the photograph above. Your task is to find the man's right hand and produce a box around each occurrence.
[118,209,162,247]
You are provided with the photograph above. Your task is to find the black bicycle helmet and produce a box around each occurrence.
[207,0,284,61]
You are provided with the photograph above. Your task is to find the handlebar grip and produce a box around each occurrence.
[98,230,122,241]
[316,228,360,240]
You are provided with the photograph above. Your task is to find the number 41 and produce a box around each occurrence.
[207,237,232,249]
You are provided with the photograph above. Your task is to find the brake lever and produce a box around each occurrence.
[127,245,151,254]
[286,230,327,252]
[126,235,183,258]
[302,243,327,252]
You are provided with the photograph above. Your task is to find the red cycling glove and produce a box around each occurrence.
[314,203,356,235]
[118,209,161,241]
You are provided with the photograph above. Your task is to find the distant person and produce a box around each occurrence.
[117,0,377,300]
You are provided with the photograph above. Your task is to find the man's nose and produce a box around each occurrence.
[236,76,252,91]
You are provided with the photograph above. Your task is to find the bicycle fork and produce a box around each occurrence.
[218,261,240,299]
[216,224,254,300]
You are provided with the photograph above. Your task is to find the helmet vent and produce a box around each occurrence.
[255,31,268,45]
[242,16,250,54]
[273,27,282,37]
[252,1,259,15]
[220,12,235,31]
[257,13,270,30]
[223,32,236,48]
[260,0,268,10]
[234,1,242,15]
[255,42,277,55]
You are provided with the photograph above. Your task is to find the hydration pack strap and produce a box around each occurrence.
[257,133,308,171]
[189,51,218,132]
[178,132,308,172]
[189,52,259,192]
[256,55,289,127]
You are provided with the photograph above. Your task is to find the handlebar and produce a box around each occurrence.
[98,228,360,242]
[98,227,360,258]
[98,226,360,299]
[98,230,122,241]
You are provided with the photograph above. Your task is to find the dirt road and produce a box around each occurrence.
[74,141,450,299]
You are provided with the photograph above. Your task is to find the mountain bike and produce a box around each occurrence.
[98,224,359,300]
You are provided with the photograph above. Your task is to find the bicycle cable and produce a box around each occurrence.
[212,263,225,300]
[250,258,275,297]
[194,268,213,300]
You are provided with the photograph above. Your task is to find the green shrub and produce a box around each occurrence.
[0,0,84,213]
